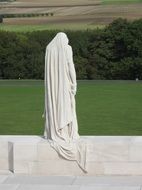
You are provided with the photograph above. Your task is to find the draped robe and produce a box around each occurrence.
[43,32,87,172]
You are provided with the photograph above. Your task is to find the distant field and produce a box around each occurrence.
[0,0,142,31]
[103,0,142,4]
[0,80,142,136]
[5,0,142,5]
[0,23,104,32]
[6,0,101,6]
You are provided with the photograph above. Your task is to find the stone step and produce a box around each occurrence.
[27,160,142,176]
[1,136,142,175]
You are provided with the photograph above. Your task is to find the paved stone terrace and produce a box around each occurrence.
[0,174,142,189]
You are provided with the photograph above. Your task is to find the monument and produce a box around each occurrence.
[42,32,87,172]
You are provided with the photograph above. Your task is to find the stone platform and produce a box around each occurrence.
[0,136,142,176]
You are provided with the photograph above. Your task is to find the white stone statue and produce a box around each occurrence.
[42,32,87,172]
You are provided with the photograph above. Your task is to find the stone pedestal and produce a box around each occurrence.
[0,136,142,175]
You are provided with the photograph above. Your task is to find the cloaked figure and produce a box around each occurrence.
[42,32,87,172]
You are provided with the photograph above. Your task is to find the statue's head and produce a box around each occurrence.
[47,32,69,49]
[55,32,69,45]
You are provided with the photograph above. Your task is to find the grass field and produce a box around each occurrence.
[0,23,104,32]
[0,80,142,136]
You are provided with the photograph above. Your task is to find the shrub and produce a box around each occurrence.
[0,18,142,79]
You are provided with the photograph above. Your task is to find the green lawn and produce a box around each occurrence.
[0,24,104,32]
[0,80,142,135]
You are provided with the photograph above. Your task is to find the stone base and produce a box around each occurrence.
[0,136,142,175]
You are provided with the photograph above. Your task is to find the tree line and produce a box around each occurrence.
[0,12,54,21]
[0,18,142,80]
